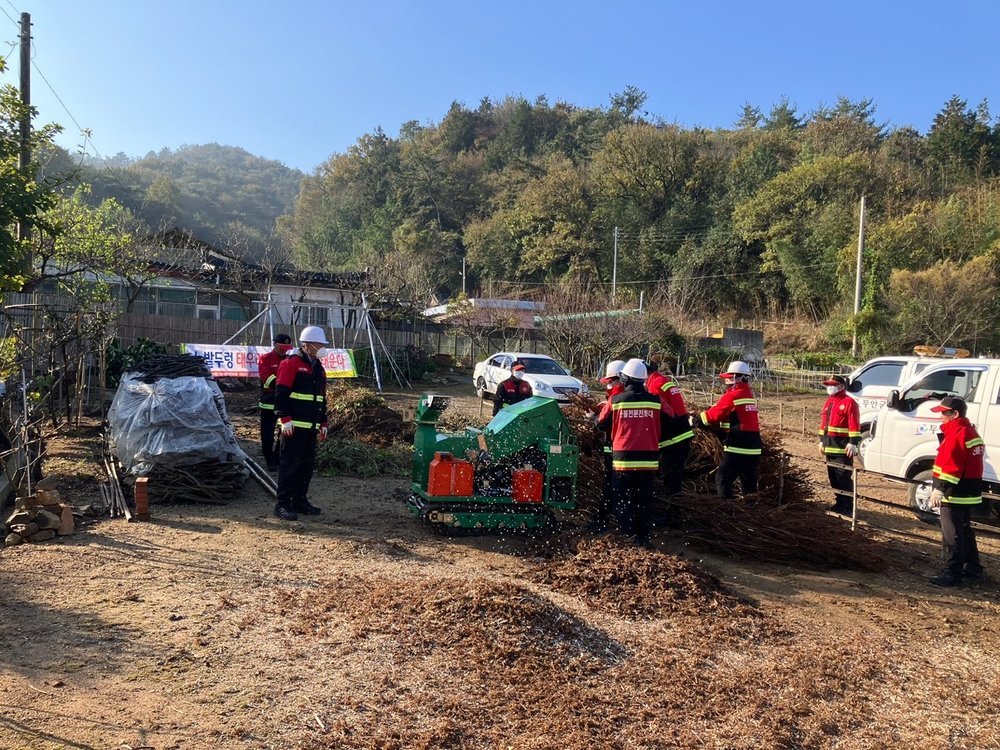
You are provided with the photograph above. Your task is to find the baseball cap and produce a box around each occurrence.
[930,396,967,416]
[511,362,526,371]
[823,375,848,386]
[273,334,292,345]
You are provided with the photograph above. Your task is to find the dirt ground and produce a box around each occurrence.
[2,380,1000,750]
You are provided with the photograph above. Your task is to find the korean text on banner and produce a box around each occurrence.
[181,344,357,379]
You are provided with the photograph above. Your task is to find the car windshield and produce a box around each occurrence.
[520,358,567,376]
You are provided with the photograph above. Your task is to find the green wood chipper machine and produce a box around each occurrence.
[406,394,579,531]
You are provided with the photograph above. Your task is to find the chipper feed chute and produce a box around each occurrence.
[406,394,578,531]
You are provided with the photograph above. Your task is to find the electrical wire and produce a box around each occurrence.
[0,4,17,31]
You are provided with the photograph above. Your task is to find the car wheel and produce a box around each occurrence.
[858,430,872,461]
[476,376,488,400]
[908,469,941,525]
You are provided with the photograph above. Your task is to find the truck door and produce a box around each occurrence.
[879,366,988,475]
[848,360,908,426]
[980,369,1000,486]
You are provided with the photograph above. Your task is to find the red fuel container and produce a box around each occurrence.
[512,467,544,503]
[427,452,474,497]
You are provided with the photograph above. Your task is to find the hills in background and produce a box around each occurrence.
[39,143,304,259]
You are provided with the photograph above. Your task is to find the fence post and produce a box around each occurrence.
[778,401,783,432]
[801,406,806,436]
[851,465,858,531]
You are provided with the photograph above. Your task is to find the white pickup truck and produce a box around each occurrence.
[846,356,935,436]
[861,357,1000,525]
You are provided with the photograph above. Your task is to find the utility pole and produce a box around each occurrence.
[461,256,466,296]
[611,226,619,302]
[17,12,32,270]
[851,195,866,358]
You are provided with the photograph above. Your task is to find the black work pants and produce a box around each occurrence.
[661,439,691,497]
[260,408,279,467]
[716,452,759,499]
[826,453,854,512]
[939,504,981,575]
[612,470,655,541]
[277,428,318,511]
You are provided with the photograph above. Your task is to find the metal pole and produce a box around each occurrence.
[17,12,32,274]
[851,465,858,531]
[462,256,467,296]
[851,195,866,358]
[611,226,618,301]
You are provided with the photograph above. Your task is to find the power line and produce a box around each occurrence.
[0,5,17,31]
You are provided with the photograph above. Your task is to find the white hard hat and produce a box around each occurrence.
[299,325,330,345]
[620,358,648,381]
[721,360,752,378]
[600,359,626,383]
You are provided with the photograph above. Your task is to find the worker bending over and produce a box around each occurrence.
[493,361,533,416]
[697,361,761,498]
[273,326,329,521]
[817,374,861,515]
[258,333,293,471]
[597,358,672,545]
[645,356,693,496]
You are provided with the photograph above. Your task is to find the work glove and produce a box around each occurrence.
[928,489,944,509]
[845,444,859,459]
[817,441,826,457]
[280,418,294,437]
[690,414,702,430]
[318,423,328,442]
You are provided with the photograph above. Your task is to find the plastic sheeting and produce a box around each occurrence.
[109,374,248,476]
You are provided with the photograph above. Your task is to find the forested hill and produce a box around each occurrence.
[282,90,1000,354]
[49,143,304,257]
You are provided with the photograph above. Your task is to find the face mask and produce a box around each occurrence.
[826,385,841,396]
[513,371,524,381]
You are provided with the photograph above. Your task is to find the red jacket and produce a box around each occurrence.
[601,382,625,454]
[597,382,671,471]
[933,417,984,504]
[646,370,693,447]
[258,349,284,410]
[699,381,761,455]
[274,350,328,430]
[818,391,861,455]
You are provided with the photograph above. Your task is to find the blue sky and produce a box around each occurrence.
[2,0,997,173]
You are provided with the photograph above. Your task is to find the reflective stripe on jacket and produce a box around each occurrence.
[274,350,327,430]
[699,381,761,455]
[818,391,861,454]
[933,417,984,505]
[646,370,693,448]
[596,382,671,471]
[258,349,284,410]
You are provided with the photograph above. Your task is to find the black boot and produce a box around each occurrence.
[929,571,962,587]
[274,504,298,521]
[293,498,322,516]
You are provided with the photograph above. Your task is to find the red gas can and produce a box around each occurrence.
[512,466,544,503]
[427,452,474,497]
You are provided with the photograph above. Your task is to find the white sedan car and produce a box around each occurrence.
[473,352,589,402]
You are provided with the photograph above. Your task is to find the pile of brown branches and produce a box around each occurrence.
[564,399,885,571]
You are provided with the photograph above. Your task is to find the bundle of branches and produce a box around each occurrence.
[143,460,248,504]
[325,386,414,447]
[566,408,885,570]
[126,354,210,382]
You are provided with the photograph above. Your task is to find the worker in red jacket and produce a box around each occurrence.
[818,374,862,515]
[258,333,293,471]
[492,361,533,416]
[697,361,761,498]
[273,326,329,521]
[645,357,694,497]
[589,359,625,532]
[927,396,984,587]
[597,358,672,545]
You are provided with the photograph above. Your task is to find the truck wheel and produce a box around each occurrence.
[858,429,872,461]
[476,376,488,400]
[908,469,941,525]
